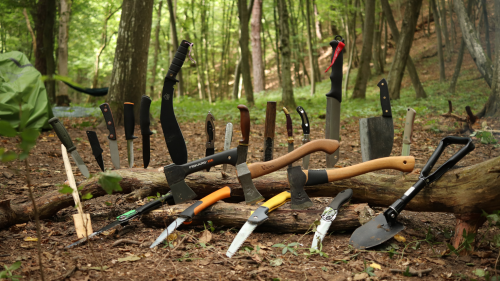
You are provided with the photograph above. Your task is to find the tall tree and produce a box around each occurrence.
[351,0,375,99]
[431,0,446,82]
[167,0,184,97]
[343,0,358,98]
[439,0,451,60]
[278,0,295,108]
[237,0,254,105]
[303,0,316,96]
[449,0,473,94]
[314,1,322,40]
[480,0,491,60]
[251,0,265,93]
[149,0,163,99]
[372,9,383,76]
[107,0,154,125]
[57,0,71,105]
[387,0,422,99]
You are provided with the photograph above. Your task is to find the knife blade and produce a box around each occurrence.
[325,36,345,168]
[282,107,294,169]
[99,103,120,169]
[150,186,231,248]
[263,101,277,161]
[205,112,215,172]
[222,123,233,173]
[311,189,353,250]
[226,191,291,258]
[296,106,311,169]
[124,102,137,168]
[402,108,416,156]
[140,96,153,169]
[86,131,105,172]
[48,117,90,178]
[66,192,175,248]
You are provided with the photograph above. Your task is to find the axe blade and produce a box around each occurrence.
[236,163,264,205]
[288,166,313,210]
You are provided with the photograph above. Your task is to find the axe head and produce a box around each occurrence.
[164,164,197,204]
[287,166,313,210]
[236,163,264,205]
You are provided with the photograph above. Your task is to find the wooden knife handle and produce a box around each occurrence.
[238,105,250,145]
[264,102,277,138]
[248,139,339,178]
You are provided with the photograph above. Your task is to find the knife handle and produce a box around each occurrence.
[296,106,310,135]
[403,108,416,145]
[49,117,76,152]
[167,40,192,80]
[328,189,353,210]
[124,102,137,140]
[282,107,293,140]
[264,102,277,138]
[140,96,153,136]
[238,105,250,146]
[86,131,103,157]
[180,186,232,219]
[205,112,215,148]
[325,36,344,103]
[377,78,392,118]
[99,103,117,140]
[261,191,291,212]
[248,139,339,178]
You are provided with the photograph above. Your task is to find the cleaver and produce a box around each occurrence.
[359,78,394,162]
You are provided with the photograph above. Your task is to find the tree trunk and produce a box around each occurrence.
[351,0,375,99]
[381,0,427,98]
[167,0,184,98]
[372,10,383,76]
[387,0,422,100]
[237,0,254,105]
[287,0,302,87]
[278,0,296,109]
[232,58,242,100]
[107,0,154,125]
[190,0,207,101]
[431,0,446,82]
[303,0,315,96]
[480,0,491,60]
[251,0,265,93]
[344,0,358,98]
[454,0,493,87]
[56,0,71,105]
[439,0,451,61]
[149,0,163,99]
[273,1,282,87]
[314,1,322,40]
[448,0,456,49]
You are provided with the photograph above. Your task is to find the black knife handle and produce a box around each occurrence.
[296,106,310,135]
[325,36,344,103]
[377,78,392,118]
[328,189,353,210]
[99,103,117,140]
[282,107,293,138]
[86,131,103,157]
[124,102,137,140]
[136,192,175,214]
[48,117,76,152]
[238,105,250,146]
[305,170,328,186]
[166,40,192,80]
[205,112,215,149]
[140,96,153,136]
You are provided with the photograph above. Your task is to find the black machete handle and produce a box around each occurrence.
[124,102,137,140]
[99,103,117,140]
[86,131,103,157]
[140,96,153,136]
[166,40,192,80]
[328,189,353,210]
[377,78,392,118]
[296,106,310,135]
[325,35,344,103]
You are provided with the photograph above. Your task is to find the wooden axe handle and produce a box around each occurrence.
[61,144,84,215]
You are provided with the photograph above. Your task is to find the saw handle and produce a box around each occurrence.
[86,131,103,157]
[167,40,191,80]
[296,106,310,135]
[262,191,291,212]
[180,187,232,219]
[124,102,137,140]
[140,96,153,136]
[377,78,392,118]
[328,189,353,210]
[99,103,117,140]
[49,117,76,152]
[238,105,250,145]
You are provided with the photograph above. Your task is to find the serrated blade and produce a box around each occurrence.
[70,150,89,178]
[66,220,121,248]
[311,208,337,250]
[226,221,257,258]
[127,140,134,168]
[108,139,120,169]
[151,217,187,248]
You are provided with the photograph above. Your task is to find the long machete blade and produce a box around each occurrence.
[140,96,153,168]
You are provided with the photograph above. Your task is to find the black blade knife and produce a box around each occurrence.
[296,106,311,169]
[140,96,153,169]
[86,131,105,172]
[205,112,215,172]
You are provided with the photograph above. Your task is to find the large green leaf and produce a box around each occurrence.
[58,185,73,194]
[98,171,123,194]
[0,121,17,137]
[1,151,17,163]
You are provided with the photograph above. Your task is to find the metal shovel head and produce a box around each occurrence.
[359,116,394,162]
[349,213,404,250]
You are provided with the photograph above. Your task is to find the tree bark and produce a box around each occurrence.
[57,0,71,105]
[251,0,265,93]
[167,0,184,98]
[314,2,322,40]
[237,0,254,105]
[149,0,163,99]
[454,0,493,87]
[387,0,422,100]
[108,0,154,125]
[351,0,375,99]
[190,0,207,101]
[303,0,316,96]
[344,0,358,98]
[273,1,281,87]
[439,0,451,61]
[448,0,456,50]
[278,0,296,109]
[480,0,491,60]
[431,0,446,82]
[373,11,383,76]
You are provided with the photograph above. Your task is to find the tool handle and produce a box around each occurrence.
[124,102,137,140]
[180,187,232,218]
[248,139,339,178]
[377,79,392,118]
[61,144,84,215]
[166,40,191,80]
[137,192,175,214]
[262,191,291,212]
[282,107,293,139]
[140,96,153,136]
[325,36,344,103]
[402,108,416,145]
[205,112,215,149]
[224,123,233,150]
[49,117,76,152]
[99,103,117,140]
[86,131,103,157]
[328,189,353,210]
[264,102,277,138]
[296,106,310,135]
[238,105,250,145]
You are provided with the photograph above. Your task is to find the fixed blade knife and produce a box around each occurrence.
[205,112,215,171]
[86,131,105,172]
[282,107,294,169]
[222,123,233,173]
[402,108,416,156]
[99,103,120,169]
[140,96,153,169]
[296,106,311,169]
[124,102,138,168]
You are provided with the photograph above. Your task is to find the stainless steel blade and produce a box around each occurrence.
[108,139,120,169]
[70,150,90,178]
[222,123,233,172]
[226,221,258,258]
[360,116,394,162]
[150,217,187,248]
[302,135,311,169]
[236,163,264,205]
[326,98,340,168]
[311,207,337,250]
[127,140,134,168]
[402,143,411,157]
[287,143,294,168]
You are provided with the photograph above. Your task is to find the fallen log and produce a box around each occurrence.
[140,202,374,233]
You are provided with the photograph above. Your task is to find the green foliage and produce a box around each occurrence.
[403,266,412,277]
[272,242,299,256]
[97,171,123,194]
[0,121,17,137]
[81,193,93,200]
[203,221,215,232]
[470,131,498,144]
[58,184,73,194]
[0,261,22,281]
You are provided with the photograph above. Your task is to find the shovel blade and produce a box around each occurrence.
[360,116,394,162]
[349,213,404,249]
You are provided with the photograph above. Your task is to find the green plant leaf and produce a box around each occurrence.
[269,258,283,267]
[272,243,285,248]
[81,193,93,200]
[282,247,288,255]
[403,266,412,277]
[0,121,17,137]
[1,151,17,163]
[8,261,21,271]
[473,268,485,277]
[58,185,73,194]
[98,171,123,194]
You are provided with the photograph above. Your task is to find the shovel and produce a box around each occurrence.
[61,144,93,238]
[349,136,474,249]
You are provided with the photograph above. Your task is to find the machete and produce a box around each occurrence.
[150,186,231,248]
[66,192,175,248]
[296,106,311,169]
[48,117,90,178]
[86,131,105,172]
[350,137,474,249]
[205,112,215,172]
[282,107,294,168]
[222,122,233,174]
[140,96,153,169]
[161,40,193,165]
[325,35,345,168]
[263,101,277,161]
[124,102,137,168]
[99,103,120,169]
[402,108,417,156]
